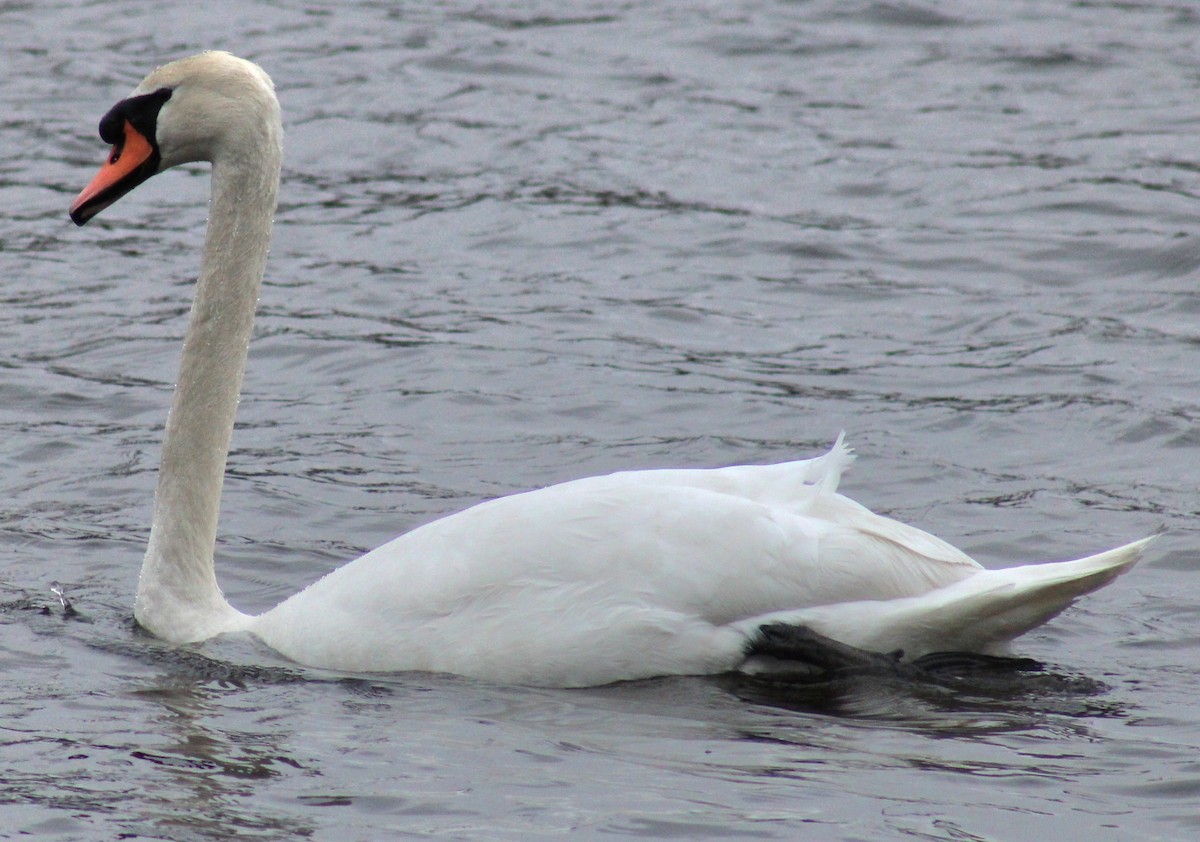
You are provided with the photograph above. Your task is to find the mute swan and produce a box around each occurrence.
[69,51,1150,688]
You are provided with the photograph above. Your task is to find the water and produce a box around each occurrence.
[3,0,1199,838]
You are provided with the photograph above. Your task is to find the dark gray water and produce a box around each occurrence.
[3,0,1200,839]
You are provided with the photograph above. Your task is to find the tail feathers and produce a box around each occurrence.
[913,537,1151,653]
[742,537,1153,659]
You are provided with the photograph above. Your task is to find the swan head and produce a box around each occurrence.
[70,51,280,226]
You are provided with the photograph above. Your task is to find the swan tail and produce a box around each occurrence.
[741,536,1153,660]
[914,536,1153,652]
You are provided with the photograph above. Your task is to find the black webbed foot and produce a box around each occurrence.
[747,623,921,678]
[745,623,1043,683]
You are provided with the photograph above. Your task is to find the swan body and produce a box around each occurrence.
[70,52,1151,687]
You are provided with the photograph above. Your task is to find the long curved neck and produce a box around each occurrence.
[136,135,281,642]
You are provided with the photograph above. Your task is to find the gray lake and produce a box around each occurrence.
[2,1,1198,839]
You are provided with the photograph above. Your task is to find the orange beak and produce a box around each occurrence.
[69,120,159,226]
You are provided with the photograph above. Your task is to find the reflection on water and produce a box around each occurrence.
[724,664,1121,733]
[3,0,1200,839]
[125,682,312,840]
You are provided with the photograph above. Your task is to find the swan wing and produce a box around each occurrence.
[252,456,981,684]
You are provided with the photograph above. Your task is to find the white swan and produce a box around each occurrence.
[69,52,1151,688]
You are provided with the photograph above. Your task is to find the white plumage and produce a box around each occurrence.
[70,52,1150,688]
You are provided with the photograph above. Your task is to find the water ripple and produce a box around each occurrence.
[3,1,1198,840]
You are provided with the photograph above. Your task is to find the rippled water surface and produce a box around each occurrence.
[3,1,1200,839]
